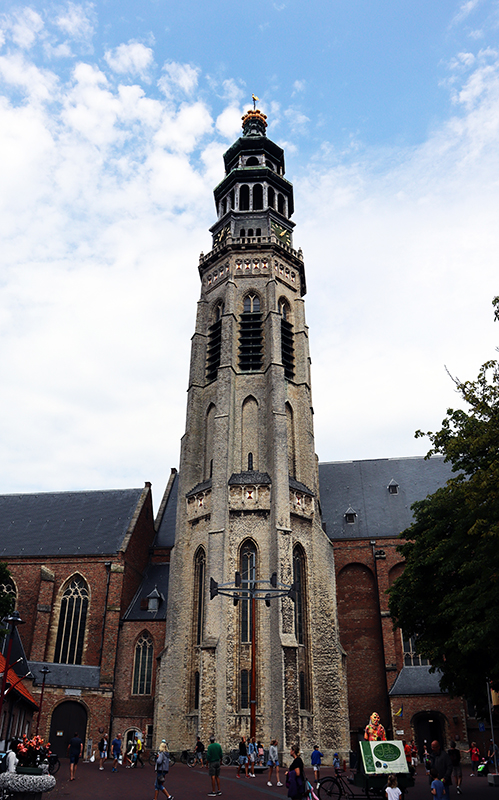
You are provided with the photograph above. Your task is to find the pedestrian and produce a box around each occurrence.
[488,739,499,772]
[154,741,173,800]
[135,732,144,767]
[429,740,452,798]
[286,744,306,800]
[410,741,418,768]
[237,735,249,779]
[125,736,135,767]
[267,738,282,787]
[194,735,205,765]
[206,734,223,797]
[98,733,108,771]
[466,741,480,776]
[6,739,19,773]
[385,773,402,800]
[67,731,83,781]
[333,752,340,773]
[448,740,462,794]
[111,732,122,772]
[311,745,323,783]
[257,741,264,766]
[430,768,445,799]
[248,736,257,777]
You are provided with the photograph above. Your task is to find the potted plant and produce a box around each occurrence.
[0,735,56,800]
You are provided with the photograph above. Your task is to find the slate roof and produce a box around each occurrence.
[318,456,453,540]
[228,471,271,485]
[0,489,144,557]
[389,666,446,696]
[123,563,170,621]
[155,472,179,548]
[29,661,100,689]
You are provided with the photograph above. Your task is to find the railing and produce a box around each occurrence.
[199,235,303,264]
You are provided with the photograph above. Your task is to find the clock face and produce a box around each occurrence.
[213,225,230,247]
[271,221,291,246]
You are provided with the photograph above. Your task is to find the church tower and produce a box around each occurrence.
[154,108,349,758]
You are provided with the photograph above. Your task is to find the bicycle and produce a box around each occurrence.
[318,770,356,799]
[47,753,61,775]
[188,751,208,767]
[148,749,176,766]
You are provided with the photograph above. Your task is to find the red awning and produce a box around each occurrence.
[0,653,38,709]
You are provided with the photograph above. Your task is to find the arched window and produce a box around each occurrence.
[246,156,259,166]
[240,541,256,643]
[205,404,216,480]
[286,402,296,478]
[279,299,294,380]
[293,545,310,710]
[240,296,263,371]
[194,670,200,709]
[206,303,223,382]
[277,193,285,215]
[247,228,254,237]
[132,633,154,694]
[253,184,263,210]
[240,185,250,211]
[268,187,275,208]
[241,669,251,708]
[240,229,246,238]
[194,548,206,646]
[54,575,89,665]
[293,547,305,644]
[242,396,258,472]
[248,452,253,471]
[221,197,227,215]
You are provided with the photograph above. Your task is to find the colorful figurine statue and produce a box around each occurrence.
[364,712,387,741]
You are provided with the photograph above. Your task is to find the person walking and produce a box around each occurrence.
[248,737,257,777]
[135,732,144,768]
[286,744,306,800]
[429,740,452,799]
[68,732,83,781]
[194,735,205,766]
[98,733,108,770]
[448,740,463,794]
[206,734,223,797]
[467,741,480,776]
[267,739,283,787]
[311,745,323,783]
[154,741,174,800]
[111,733,122,772]
[237,735,249,778]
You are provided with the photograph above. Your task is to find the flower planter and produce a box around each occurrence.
[0,771,56,800]
[16,767,45,775]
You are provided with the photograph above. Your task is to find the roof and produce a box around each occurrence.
[318,456,453,540]
[29,661,100,689]
[155,472,179,549]
[0,653,38,708]
[389,666,446,696]
[123,563,170,621]
[0,488,144,556]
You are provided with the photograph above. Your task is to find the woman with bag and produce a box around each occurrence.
[154,740,174,800]
[286,744,306,799]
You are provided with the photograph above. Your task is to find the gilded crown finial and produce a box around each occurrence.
[242,97,267,137]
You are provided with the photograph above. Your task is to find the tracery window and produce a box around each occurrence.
[0,578,16,610]
[194,548,206,646]
[240,541,256,643]
[239,295,263,371]
[132,633,154,694]
[293,546,311,710]
[53,576,89,665]
[403,634,428,666]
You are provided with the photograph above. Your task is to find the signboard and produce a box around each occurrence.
[360,740,409,775]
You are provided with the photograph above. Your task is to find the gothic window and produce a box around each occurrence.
[240,185,250,211]
[242,396,258,472]
[205,404,216,480]
[194,548,206,646]
[293,546,311,710]
[194,671,200,709]
[206,303,223,382]
[54,575,89,665]
[248,452,253,471]
[403,634,429,666]
[286,402,296,478]
[299,671,309,710]
[279,299,294,379]
[253,184,263,210]
[0,578,16,611]
[240,669,251,708]
[240,540,256,643]
[268,187,275,208]
[132,632,154,694]
[239,295,263,371]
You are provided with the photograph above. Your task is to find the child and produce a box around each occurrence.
[311,745,324,783]
[385,773,401,800]
[430,768,445,799]
[333,752,340,774]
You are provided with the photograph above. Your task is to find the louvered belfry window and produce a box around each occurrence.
[279,300,295,379]
[54,576,89,664]
[133,633,154,694]
[239,294,263,371]
[206,303,223,382]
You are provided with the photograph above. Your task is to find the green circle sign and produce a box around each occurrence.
[372,743,401,762]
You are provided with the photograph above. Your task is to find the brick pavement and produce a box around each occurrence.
[48,760,498,800]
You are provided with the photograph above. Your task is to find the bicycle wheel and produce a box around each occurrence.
[187,754,196,767]
[48,758,60,775]
[318,776,342,799]
[149,753,157,766]
[222,754,232,766]
[168,754,176,766]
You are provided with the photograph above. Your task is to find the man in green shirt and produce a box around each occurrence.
[207,735,223,796]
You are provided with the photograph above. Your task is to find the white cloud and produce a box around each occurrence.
[0,52,58,102]
[104,41,154,77]
[292,79,306,94]
[7,7,44,49]
[55,2,94,41]
[216,105,243,139]
[451,0,483,25]
[158,61,200,95]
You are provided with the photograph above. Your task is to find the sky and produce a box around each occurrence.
[0,0,498,506]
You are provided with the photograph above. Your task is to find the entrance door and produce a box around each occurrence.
[49,701,87,758]
[413,711,445,759]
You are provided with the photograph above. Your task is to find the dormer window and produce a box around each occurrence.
[146,587,162,612]
[388,479,399,495]
[344,507,357,524]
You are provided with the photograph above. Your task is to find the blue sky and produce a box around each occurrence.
[1,0,498,502]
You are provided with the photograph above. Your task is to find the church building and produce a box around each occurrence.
[0,107,479,762]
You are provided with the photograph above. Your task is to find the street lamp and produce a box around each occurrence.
[35,667,51,736]
[210,572,298,738]
[0,611,25,744]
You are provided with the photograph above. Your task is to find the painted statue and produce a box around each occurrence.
[364,711,387,741]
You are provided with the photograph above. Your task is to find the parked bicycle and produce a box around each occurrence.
[47,753,61,775]
[187,750,207,767]
[148,748,176,767]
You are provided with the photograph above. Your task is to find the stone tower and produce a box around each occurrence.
[154,108,349,759]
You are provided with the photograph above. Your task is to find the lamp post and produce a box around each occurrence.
[35,667,51,736]
[0,611,25,745]
[210,572,297,738]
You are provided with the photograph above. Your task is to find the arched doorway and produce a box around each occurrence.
[49,701,87,758]
[412,710,446,758]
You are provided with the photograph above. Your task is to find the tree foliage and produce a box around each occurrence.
[389,297,499,712]
[0,560,15,624]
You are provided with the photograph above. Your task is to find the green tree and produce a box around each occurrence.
[0,560,15,624]
[389,297,499,712]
